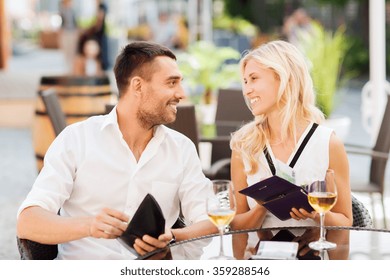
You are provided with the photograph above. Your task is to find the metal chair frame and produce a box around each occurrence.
[346,94,390,228]
[39,88,67,136]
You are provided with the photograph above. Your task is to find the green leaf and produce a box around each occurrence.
[177,41,241,103]
[297,22,349,117]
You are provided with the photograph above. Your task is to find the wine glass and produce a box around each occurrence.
[206,180,236,260]
[307,169,338,250]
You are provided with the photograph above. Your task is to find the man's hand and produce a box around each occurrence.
[133,231,173,256]
[89,208,129,239]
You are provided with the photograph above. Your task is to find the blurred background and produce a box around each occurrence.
[1,0,389,259]
[2,0,385,78]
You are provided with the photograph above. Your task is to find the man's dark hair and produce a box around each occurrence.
[114,41,176,97]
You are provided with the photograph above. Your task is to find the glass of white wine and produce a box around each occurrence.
[206,180,236,260]
[307,169,338,250]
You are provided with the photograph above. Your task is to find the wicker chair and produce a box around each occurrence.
[352,195,373,228]
[17,237,58,260]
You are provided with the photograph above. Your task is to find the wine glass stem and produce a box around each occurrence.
[218,226,225,257]
[319,212,326,242]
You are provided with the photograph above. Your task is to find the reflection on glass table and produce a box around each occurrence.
[138,226,390,260]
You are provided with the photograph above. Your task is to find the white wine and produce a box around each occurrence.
[308,192,337,213]
[207,209,235,227]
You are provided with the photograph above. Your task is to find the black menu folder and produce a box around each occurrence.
[239,176,314,221]
[118,194,165,254]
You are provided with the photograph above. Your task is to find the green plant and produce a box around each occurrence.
[213,15,258,37]
[343,36,369,77]
[298,21,350,118]
[177,40,241,104]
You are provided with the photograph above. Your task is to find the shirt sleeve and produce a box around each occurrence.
[17,125,78,218]
[178,140,213,225]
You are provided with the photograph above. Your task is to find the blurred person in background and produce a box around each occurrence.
[151,11,178,50]
[92,0,109,71]
[59,0,79,73]
[73,38,103,76]
[282,8,314,46]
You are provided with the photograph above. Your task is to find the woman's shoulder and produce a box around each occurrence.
[310,123,333,142]
[315,123,345,147]
[328,131,346,154]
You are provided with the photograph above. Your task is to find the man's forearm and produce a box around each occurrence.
[17,206,91,244]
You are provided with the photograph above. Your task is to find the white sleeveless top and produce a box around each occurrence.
[241,123,333,257]
[244,123,333,229]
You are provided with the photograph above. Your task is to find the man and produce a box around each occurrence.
[17,41,215,259]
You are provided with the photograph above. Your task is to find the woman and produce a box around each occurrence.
[229,40,352,258]
[73,38,103,76]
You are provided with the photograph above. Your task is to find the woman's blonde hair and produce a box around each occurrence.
[231,40,324,174]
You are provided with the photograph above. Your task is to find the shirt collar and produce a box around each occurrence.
[100,105,166,141]
[100,105,118,131]
[153,124,165,140]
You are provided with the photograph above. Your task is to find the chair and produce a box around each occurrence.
[34,89,68,171]
[351,195,373,228]
[166,104,231,180]
[34,76,112,171]
[105,103,115,114]
[346,94,390,228]
[17,90,69,259]
[39,89,67,136]
[17,237,58,260]
[215,88,253,136]
[166,104,200,154]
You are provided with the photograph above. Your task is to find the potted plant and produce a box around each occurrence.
[177,40,241,136]
[297,22,352,140]
[177,40,241,105]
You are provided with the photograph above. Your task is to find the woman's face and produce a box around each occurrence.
[242,59,280,117]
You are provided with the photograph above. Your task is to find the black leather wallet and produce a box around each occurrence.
[239,175,314,220]
[118,194,165,252]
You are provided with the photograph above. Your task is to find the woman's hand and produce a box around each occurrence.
[290,207,317,221]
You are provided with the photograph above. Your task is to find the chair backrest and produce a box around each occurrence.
[351,195,373,228]
[39,89,67,136]
[215,88,253,136]
[105,103,115,114]
[167,104,231,179]
[17,237,58,260]
[166,104,199,154]
[370,94,390,188]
